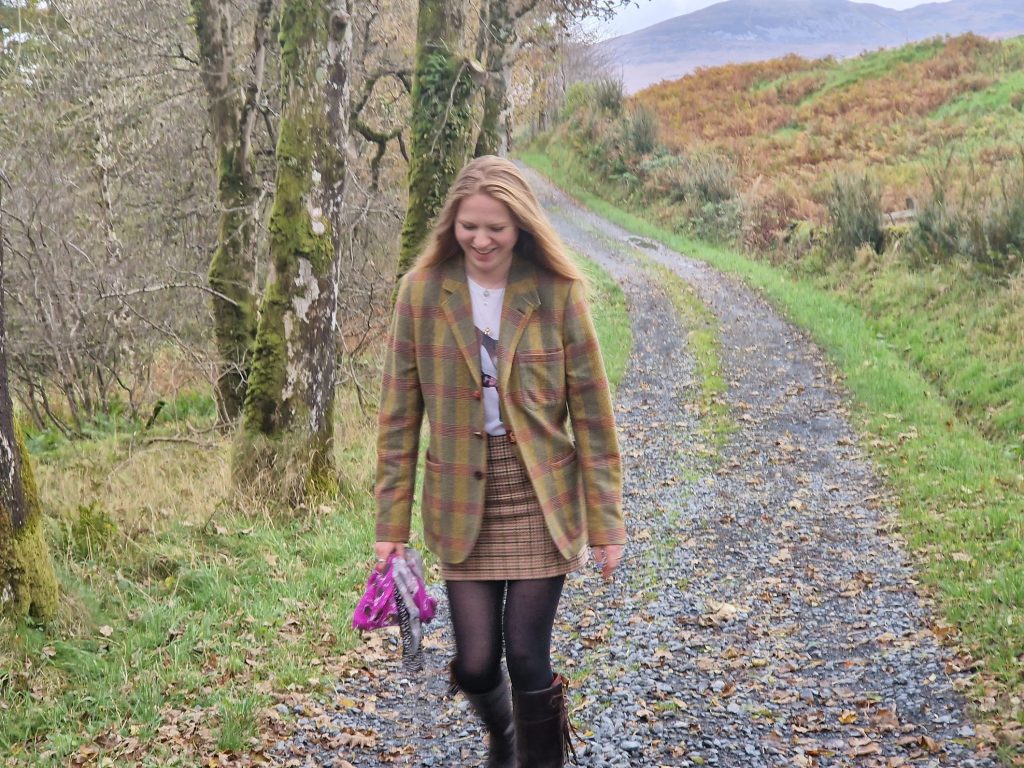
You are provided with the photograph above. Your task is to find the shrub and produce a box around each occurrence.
[695,198,744,244]
[963,175,1024,272]
[592,77,624,116]
[68,502,118,560]
[742,182,799,253]
[645,150,737,206]
[826,171,884,259]
[910,180,960,264]
[910,162,1024,273]
[687,151,737,204]
[625,105,659,155]
[562,82,591,121]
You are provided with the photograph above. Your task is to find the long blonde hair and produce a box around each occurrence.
[412,156,585,283]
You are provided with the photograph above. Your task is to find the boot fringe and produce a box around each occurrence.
[562,716,579,764]
[558,676,579,765]
[447,660,461,698]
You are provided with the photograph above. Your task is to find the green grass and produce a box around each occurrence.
[1,504,378,765]
[519,147,1024,747]
[0,385,381,766]
[933,70,1024,120]
[826,260,1024,453]
[742,37,944,105]
[813,37,947,99]
[576,252,632,398]
[921,68,1024,162]
[218,692,264,751]
[640,259,733,456]
[22,388,219,455]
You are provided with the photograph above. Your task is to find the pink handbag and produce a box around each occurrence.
[353,551,437,670]
[352,552,436,631]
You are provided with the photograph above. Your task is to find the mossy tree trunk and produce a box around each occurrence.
[234,0,352,504]
[0,175,58,621]
[474,0,515,157]
[396,0,483,279]
[191,0,273,423]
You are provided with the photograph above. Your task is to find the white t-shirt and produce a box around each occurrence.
[467,276,507,436]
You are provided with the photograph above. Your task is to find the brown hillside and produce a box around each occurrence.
[633,34,1023,218]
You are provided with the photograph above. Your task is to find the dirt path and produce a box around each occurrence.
[268,172,991,767]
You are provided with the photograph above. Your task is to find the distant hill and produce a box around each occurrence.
[602,0,1024,92]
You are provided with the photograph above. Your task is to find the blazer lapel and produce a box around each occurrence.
[498,258,540,391]
[440,258,482,387]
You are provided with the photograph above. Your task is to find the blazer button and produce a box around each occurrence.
[473,470,484,480]
[507,431,517,444]
[473,431,484,439]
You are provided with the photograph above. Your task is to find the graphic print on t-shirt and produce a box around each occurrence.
[478,327,499,392]
[467,275,507,435]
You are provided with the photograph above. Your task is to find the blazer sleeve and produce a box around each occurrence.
[563,279,626,547]
[374,275,424,543]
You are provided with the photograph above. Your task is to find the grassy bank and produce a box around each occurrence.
[0,254,633,766]
[0,385,381,766]
[520,147,1024,758]
[578,251,633,399]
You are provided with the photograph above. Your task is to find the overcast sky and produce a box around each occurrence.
[599,0,953,39]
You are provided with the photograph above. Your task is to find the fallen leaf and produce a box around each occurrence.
[847,738,880,757]
[702,599,739,625]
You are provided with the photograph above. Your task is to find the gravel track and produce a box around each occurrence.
[268,171,990,767]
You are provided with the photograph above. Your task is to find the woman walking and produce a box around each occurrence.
[374,156,625,767]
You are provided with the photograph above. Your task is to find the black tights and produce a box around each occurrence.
[446,576,565,694]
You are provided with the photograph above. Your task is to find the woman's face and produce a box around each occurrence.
[454,193,519,286]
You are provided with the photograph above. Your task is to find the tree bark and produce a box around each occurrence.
[235,0,351,503]
[191,0,271,423]
[396,0,482,280]
[0,173,58,621]
[474,0,514,157]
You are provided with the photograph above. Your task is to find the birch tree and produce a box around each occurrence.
[0,172,58,622]
[191,0,275,423]
[474,0,515,157]
[235,0,352,502]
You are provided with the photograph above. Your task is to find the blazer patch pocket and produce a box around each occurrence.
[516,348,565,407]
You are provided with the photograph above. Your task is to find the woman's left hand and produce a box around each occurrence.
[590,544,623,581]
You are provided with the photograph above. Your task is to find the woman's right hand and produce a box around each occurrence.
[374,541,406,571]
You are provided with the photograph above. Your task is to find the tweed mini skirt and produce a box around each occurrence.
[442,434,586,581]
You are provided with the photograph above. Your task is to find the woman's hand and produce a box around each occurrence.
[590,544,623,581]
[374,541,406,571]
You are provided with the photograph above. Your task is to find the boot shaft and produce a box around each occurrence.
[513,674,577,768]
[451,666,516,768]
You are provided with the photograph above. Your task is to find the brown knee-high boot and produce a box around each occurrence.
[450,666,515,767]
[513,674,577,768]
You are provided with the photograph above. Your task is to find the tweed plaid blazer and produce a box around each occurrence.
[375,255,626,565]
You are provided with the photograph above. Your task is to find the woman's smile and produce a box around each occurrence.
[455,193,519,287]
